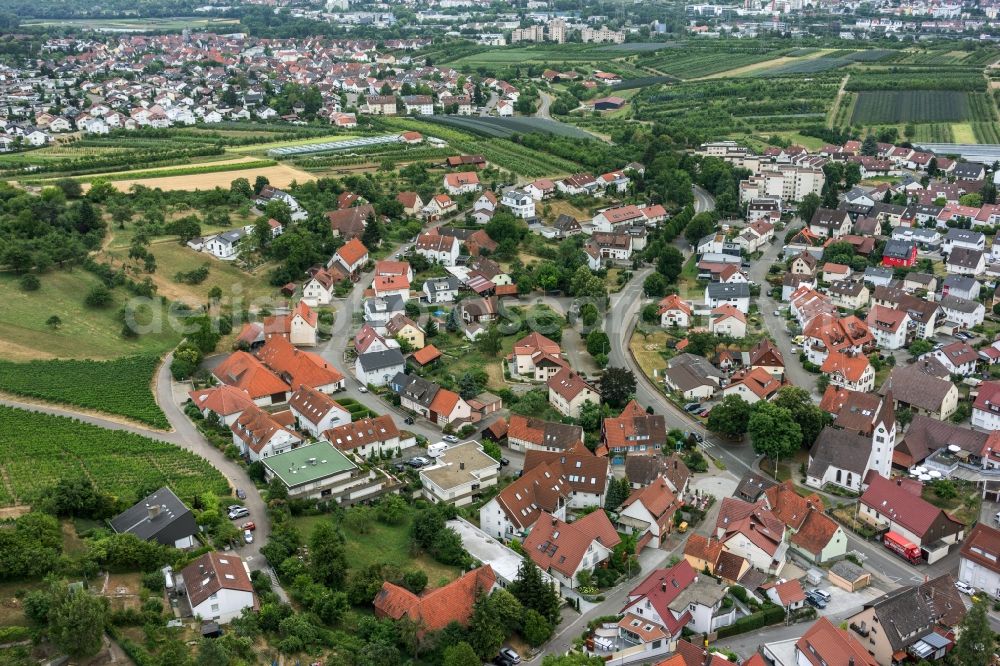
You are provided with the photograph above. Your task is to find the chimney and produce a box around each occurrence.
[896,479,902,486]
[849,659,855,666]
[661,579,667,593]
[552,516,558,526]
[460,462,465,470]
[147,504,161,520]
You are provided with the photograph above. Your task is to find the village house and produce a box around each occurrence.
[523,449,611,509]
[287,386,350,437]
[507,415,585,453]
[506,332,567,382]
[547,368,601,418]
[262,301,319,348]
[443,171,482,195]
[715,497,788,575]
[420,441,500,506]
[859,475,965,563]
[355,348,406,387]
[177,552,256,624]
[618,477,681,550]
[524,510,620,592]
[212,352,290,406]
[187,385,255,427]
[846,576,965,664]
[657,295,692,328]
[479,461,570,540]
[880,362,959,421]
[230,403,303,462]
[601,400,667,457]
[414,232,460,266]
[374,565,496,633]
[321,414,407,458]
[959,523,1000,599]
[708,304,747,339]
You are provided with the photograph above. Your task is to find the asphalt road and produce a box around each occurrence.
[744,220,818,397]
[535,91,553,120]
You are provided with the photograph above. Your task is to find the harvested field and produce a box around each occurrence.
[104,163,315,192]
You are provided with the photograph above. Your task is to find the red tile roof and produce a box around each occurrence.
[860,474,964,538]
[255,337,344,390]
[321,415,400,452]
[493,461,570,530]
[796,617,878,666]
[337,238,369,267]
[524,510,620,578]
[188,384,255,417]
[411,344,442,366]
[624,560,696,636]
[180,551,255,609]
[373,565,496,633]
[213,351,290,399]
[960,523,1000,575]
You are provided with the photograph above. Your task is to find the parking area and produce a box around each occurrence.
[815,581,883,617]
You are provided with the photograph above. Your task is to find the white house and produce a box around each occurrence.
[414,232,460,266]
[866,305,910,350]
[940,295,986,330]
[501,189,536,219]
[288,386,350,437]
[179,552,256,624]
[422,276,460,303]
[658,295,692,328]
[443,171,482,195]
[420,441,500,507]
[705,282,751,314]
[355,348,406,387]
[618,478,679,550]
[959,523,1000,599]
[972,382,1000,431]
[204,228,249,260]
[230,404,303,462]
[523,511,618,592]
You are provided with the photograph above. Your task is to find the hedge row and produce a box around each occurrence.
[715,604,786,638]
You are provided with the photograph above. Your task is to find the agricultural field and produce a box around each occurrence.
[0,406,229,507]
[100,162,315,192]
[973,122,1000,143]
[911,123,956,143]
[0,356,168,428]
[634,74,840,138]
[0,270,181,362]
[637,48,783,79]
[383,118,583,178]
[22,16,240,31]
[423,115,596,140]
[748,55,851,77]
[851,90,971,124]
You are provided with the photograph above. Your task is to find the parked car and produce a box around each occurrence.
[236,488,247,500]
[227,505,242,513]
[500,457,510,467]
[393,462,406,472]
[443,435,459,443]
[404,416,415,425]
[228,507,249,520]
[241,522,256,532]
[499,647,521,664]
[955,580,976,596]
[683,402,701,412]
[811,589,831,604]
[358,386,368,393]
[691,433,704,443]
[805,591,826,609]
[773,310,781,316]
[407,456,430,468]
[243,529,253,544]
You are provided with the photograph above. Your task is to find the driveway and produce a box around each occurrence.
[535,91,553,120]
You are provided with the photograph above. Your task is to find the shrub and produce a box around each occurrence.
[19,274,40,291]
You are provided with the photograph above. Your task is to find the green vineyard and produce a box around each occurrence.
[851,91,971,124]
[0,356,168,428]
[0,406,229,507]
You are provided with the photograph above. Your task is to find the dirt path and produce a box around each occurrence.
[827,73,851,127]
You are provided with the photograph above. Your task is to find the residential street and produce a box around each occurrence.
[744,220,818,397]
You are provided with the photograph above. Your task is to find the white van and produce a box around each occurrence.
[427,442,450,458]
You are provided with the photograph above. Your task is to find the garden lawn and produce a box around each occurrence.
[292,513,461,587]
[0,356,168,428]
[0,270,181,361]
[628,329,670,383]
[0,406,229,506]
[922,482,980,526]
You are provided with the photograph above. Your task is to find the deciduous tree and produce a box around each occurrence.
[749,402,801,476]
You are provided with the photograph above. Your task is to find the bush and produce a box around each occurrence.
[715,604,786,638]
[19,274,39,291]
[522,609,553,646]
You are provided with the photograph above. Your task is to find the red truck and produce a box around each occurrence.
[884,531,921,564]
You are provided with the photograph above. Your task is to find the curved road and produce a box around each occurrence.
[535,91,553,120]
